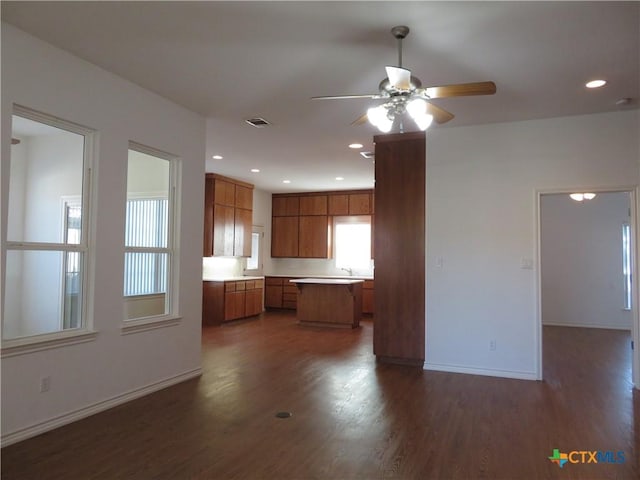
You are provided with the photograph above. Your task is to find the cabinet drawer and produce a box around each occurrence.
[245,280,255,289]
[225,282,236,293]
[363,280,374,289]
[235,281,246,291]
[254,279,264,289]
[266,277,283,286]
[283,285,298,295]
[282,293,297,304]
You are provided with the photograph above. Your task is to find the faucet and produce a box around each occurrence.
[341,267,353,276]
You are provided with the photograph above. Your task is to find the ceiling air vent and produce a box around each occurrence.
[245,117,271,128]
[360,151,374,159]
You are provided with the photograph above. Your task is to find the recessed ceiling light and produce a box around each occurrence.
[251,168,260,173]
[349,143,363,149]
[212,155,223,160]
[585,79,607,89]
[282,180,291,184]
[336,177,344,181]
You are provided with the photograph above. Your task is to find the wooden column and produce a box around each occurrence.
[373,131,425,366]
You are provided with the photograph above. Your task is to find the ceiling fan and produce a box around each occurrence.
[312,25,496,132]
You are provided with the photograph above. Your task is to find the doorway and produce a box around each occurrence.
[537,189,639,387]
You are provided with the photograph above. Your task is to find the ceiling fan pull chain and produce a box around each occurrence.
[397,36,403,67]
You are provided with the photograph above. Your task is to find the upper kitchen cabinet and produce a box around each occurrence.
[271,190,373,259]
[203,173,254,257]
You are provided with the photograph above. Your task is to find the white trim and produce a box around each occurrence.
[535,185,640,389]
[0,367,202,447]
[423,362,538,381]
[121,315,181,335]
[542,322,631,331]
[1,330,98,358]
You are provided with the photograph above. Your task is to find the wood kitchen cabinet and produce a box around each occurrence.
[264,276,299,309]
[362,280,374,315]
[202,278,264,325]
[271,190,373,259]
[272,216,299,257]
[298,215,330,258]
[203,174,253,257]
[373,131,425,365]
[265,276,371,313]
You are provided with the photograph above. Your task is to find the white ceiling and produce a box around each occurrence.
[2,1,638,193]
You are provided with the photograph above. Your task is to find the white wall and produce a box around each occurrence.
[6,132,84,337]
[425,110,639,379]
[1,24,206,442]
[540,192,631,330]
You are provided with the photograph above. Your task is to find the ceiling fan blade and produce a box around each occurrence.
[385,66,412,90]
[425,102,455,124]
[423,81,496,99]
[311,94,381,100]
[351,112,369,126]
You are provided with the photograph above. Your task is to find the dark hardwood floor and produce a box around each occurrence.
[2,313,638,479]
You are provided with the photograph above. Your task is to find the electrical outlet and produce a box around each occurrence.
[40,376,51,393]
[489,340,496,351]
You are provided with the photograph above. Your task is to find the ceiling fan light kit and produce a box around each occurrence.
[312,25,497,133]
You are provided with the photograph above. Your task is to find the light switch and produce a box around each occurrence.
[520,258,533,269]
[436,256,443,268]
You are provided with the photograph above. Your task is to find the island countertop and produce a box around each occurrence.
[290,278,364,285]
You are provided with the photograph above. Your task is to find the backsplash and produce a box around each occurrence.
[267,258,374,277]
[202,257,244,279]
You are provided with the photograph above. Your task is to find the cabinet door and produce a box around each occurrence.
[235,185,253,210]
[298,216,329,258]
[328,194,349,215]
[362,280,374,315]
[272,216,299,257]
[203,177,215,256]
[299,195,327,215]
[202,281,224,325]
[349,193,372,215]
[224,290,246,321]
[234,208,253,257]
[265,285,283,308]
[245,287,263,316]
[214,178,235,206]
[213,204,235,256]
[272,196,300,216]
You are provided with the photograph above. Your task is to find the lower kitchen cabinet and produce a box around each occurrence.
[202,278,264,325]
[265,276,373,314]
[362,280,374,315]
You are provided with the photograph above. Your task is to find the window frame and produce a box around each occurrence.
[333,215,373,274]
[121,142,181,334]
[2,105,98,357]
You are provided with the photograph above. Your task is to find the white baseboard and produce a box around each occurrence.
[423,362,538,381]
[543,322,631,331]
[1,367,202,447]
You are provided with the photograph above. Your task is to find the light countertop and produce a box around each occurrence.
[290,278,365,285]
[266,274,373,280]
[203,275,264,282]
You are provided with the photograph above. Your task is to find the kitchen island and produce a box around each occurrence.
[290,278,363,328]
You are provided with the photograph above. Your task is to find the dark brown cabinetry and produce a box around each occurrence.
[373,132,425,366]
[264,276,373,314]
[362,280,374,315]
[271,190,374,259]
[202,278,264,325]
[203,174,253,257]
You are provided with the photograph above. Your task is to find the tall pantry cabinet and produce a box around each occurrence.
[373,131,425,366]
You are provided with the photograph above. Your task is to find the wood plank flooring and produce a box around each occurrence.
[2,314,638,479]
